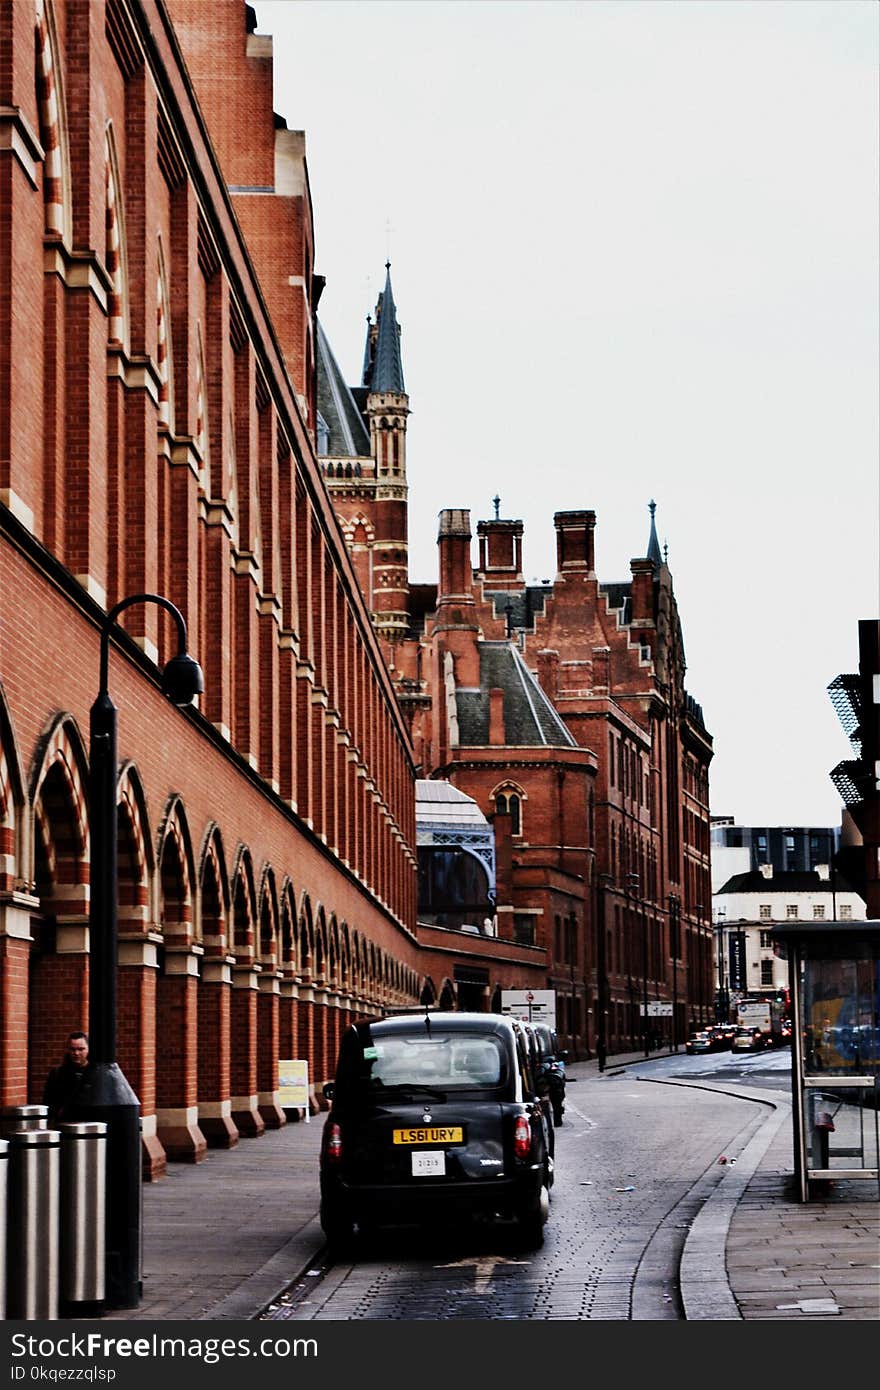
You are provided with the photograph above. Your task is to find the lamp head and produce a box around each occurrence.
[161,651,204,706]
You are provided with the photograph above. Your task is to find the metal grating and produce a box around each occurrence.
[827,673,864,752]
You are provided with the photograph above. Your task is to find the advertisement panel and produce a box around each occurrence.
[278,1059,310,1119]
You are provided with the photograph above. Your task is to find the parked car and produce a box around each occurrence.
[319,1011,553,1251]
[532,1021,568,1125]
[514,1020,556,1162]
[732,1025,765,1053]
[685,1030,715,1055]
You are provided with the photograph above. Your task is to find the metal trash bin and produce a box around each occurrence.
[59,1122,106,1314]
[6,1128,60,1319]
[0,1104,49,1135]
[0,1138,8,1320]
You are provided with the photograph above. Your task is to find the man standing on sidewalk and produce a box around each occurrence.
[43,1031,96,1122]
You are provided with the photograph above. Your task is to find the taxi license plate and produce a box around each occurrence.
[392,1127,463,1145]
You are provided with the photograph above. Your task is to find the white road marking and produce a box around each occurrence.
[435,1253,530,1292]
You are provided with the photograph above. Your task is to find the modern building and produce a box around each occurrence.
[712,863,867,1018]
[710,818,841,893]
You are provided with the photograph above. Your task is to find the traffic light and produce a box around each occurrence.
[828,620,879,917]
[828,620,879,829]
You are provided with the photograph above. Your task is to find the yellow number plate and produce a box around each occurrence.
[392,1127,463,1145]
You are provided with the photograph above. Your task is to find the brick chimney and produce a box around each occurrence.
[554,511,596,576]
[630,558,655,628]
[537,649,560,700]
[489,688,505,745]
[476,516,524,589]
[433,509,480,687]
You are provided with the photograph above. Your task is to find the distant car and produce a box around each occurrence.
[708,1026,732,1050]
[781,1020,792,1042]
[732,1026,764,1053]
[685,1030,715,1055]
[319,1011,553,1251]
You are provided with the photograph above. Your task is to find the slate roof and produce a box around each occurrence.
[717,870,858,895]
[315,319,370,458]
[455,643,577,748]
[483,587,550,631]
[600,582,632,624]
[365,263,405,394]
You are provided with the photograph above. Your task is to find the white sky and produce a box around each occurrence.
[253,0,879,830]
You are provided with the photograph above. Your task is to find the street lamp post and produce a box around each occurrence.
[714,908,729,1023]
[86,593,203,1309]
[625,873,649,1059]
[694,904,706,1027]
[596,874,611,1071]
[668,893,680,1052]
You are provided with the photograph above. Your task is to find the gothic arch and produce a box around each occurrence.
[278,878,297,973]
[104,125,129,351]
[297,892,313,979]
[0,682,27,891]
[156,796,196,946]
[230,844,257,961]
[30,712,89,908]
[198,823,230,956]
[116,761,152,936]
[257,864,279,970]
[156,239,174,432]
[35,0,72,242]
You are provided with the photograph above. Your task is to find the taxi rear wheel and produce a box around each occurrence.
[320,1199,355,1252]
[517,1183,549,1250]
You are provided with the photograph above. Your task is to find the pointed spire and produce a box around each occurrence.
[369,262,406,394]
[361,314,372,387]
[647,499,662,568]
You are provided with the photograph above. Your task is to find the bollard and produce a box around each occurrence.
[6,1129,60,1320]
[0,1138,7,1320]
[0,1104,49,1135]
[59,1123,106,1315]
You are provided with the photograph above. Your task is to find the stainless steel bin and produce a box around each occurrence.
[0,1104,49,1135]
[6,1128,60,1319]
[0,1137,8,1319]
[59,1122,106,1313]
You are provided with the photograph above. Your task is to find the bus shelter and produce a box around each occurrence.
[771,921,880,1202]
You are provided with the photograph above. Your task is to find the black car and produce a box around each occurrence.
[319,1011,552,1250]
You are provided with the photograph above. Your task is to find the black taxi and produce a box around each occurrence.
[319,1011,552,1250]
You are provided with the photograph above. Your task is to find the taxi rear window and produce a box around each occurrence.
[348,1032,506,1090]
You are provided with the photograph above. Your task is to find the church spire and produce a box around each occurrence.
[369,262,405,393]
[647,499,663,568]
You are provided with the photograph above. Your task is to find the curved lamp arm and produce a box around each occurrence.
[98,592,203,705]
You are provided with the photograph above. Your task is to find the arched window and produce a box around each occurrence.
[495,790,521,836]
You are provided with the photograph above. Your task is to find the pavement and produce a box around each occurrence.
[100,1049,879,1323]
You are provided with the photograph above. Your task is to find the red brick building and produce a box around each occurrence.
[319,302,715,1056]
[0,0,421,1178]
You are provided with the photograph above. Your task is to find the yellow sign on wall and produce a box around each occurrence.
[278,1059,310,1115]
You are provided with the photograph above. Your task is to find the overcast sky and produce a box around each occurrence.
[253,0,879,830]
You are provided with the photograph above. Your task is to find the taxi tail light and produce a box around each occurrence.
[514,1114,531,1160]
[325,1121,343,1163]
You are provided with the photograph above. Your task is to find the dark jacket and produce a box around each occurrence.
[42,1060,96,1122]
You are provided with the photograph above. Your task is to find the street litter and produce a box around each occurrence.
[580,1180,593,1185]
[718,1155,728,1164]
[615,1185,635,1192]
